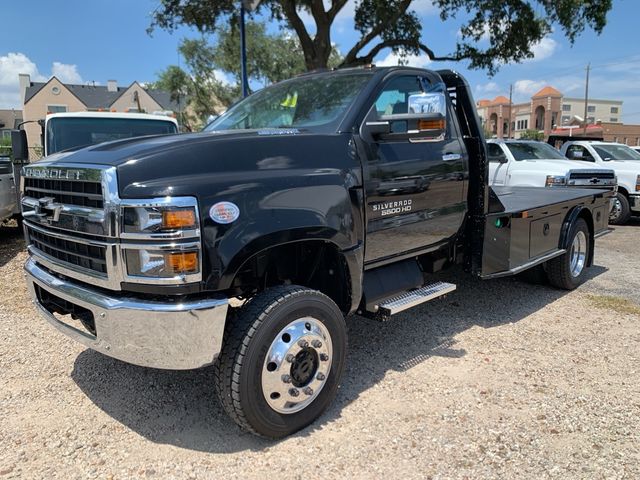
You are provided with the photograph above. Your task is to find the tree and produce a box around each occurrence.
[148,65,196,130]
[150,0,612,75]
[519,129,544,141]
[211,21,342,86]
[151,20,343,126]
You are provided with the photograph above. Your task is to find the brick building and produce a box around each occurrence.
[476,85,625,140]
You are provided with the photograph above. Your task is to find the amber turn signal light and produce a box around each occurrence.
[162,210,196,229]
[418,119,445,131]
[166,252,198,273]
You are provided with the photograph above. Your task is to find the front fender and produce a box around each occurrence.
[201,179,363,291]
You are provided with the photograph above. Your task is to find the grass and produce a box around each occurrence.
[586,294,640,316]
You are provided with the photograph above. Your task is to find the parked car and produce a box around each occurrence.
[559,141,640,224]
[631,146,640,154]
[0,155,20,225]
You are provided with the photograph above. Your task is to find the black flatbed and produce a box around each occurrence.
[491,186,611,215]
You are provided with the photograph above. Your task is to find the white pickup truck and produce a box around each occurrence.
[559,141,640,224]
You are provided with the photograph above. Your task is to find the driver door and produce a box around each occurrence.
[360,74,468,264]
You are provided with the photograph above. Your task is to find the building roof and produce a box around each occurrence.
[24,78,179,111]
[532,86,562,98]
[0,109,23,129]
[477,99,491,107]
[492,96,510,105]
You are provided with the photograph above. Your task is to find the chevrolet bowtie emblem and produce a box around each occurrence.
[36,197,63,223]
[589,178,600,184]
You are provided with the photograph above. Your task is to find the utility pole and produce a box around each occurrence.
[239,2,249,98]
[507,84,513,139]
[239,0,261,98]
[583,62,590,136]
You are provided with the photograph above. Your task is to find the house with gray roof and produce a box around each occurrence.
[19,74,182,151]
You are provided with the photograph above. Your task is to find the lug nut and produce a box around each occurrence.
[303,387,314,396]
[298,339,309,348]
[311,340,322,348]
[285,354,295,362]
[320,353,329,361]
[289,388,300,397]
[281,374,292,383]
[316,372,325,381]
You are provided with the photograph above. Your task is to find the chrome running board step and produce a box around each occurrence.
[374,281,456,319]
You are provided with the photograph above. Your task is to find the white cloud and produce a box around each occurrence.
[376,50,432,68]
[0,52,46,108]
[0,52,87,109]
[529,37,558,61]
[475,81,501,95]
[51,62,83,84]
[513,79,546,97]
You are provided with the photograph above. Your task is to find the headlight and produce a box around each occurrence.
[125,248,199,278]
[636,175,640,192]
[123,206,197,234]
[545,175,566,187]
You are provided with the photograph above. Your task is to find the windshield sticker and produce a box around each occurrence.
[257,128,300,136]
[210,201,240,224]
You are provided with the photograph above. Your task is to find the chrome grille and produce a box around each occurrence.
[23,177,103,208]
[22,163,202,291]
[568,171,616,180]
[27,225,107,275]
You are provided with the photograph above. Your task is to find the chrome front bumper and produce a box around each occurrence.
[630,194,640,212]
[25,258,229,370]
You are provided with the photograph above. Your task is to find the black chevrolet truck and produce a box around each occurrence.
[20,67,612,438]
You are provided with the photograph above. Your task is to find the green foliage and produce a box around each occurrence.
[150,0,612,74]
[152,21,343,125]
[519,129,544,141]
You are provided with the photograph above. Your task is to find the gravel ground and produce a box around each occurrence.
[0,220,639,479]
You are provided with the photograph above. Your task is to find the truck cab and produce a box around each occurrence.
[559,141,640,224]
[21,67,613,438]
[42,112,179,156]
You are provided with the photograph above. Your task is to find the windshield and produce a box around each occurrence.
[46,117,178,155]
[205,73,373,132]
[593,144,640,161]
[504,142,567,161]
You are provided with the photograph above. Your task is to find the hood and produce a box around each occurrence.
[598,159,640,175]
[38,129,356,199]
[518,159,613,174]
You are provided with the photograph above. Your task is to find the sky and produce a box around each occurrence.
[1,0,639,121]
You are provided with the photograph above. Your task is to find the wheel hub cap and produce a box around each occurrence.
[262,317,332,414]
[610,198,622,221]
[569,230,587,278]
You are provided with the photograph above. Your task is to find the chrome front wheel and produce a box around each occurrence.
[262,317,333,414]
[214,285,347,438]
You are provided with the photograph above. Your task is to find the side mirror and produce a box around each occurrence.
[374,112,446,142]
[497,154,509,164]
[10,129,29,164]
[362,120,391,138]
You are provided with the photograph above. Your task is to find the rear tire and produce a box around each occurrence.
[213,285,347,438]
[546,218,590,290]
[609,192,631,225]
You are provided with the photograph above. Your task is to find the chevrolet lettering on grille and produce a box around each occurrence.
[23,167,83,180]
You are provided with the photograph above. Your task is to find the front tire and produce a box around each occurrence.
[214,285,347,438]
[609,192,631,225]
[546,218,590,290]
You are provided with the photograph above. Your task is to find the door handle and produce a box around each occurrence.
[442,153,461,161]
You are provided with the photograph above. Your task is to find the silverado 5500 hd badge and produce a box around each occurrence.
[371,199,412,216]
